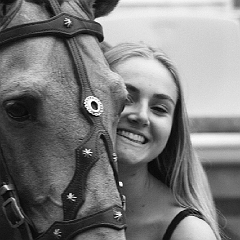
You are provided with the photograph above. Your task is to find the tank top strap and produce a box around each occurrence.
[162,208,204,240]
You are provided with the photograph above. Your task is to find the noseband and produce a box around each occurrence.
[0,0,126,239]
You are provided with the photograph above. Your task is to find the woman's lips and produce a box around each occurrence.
[117,130,147,144]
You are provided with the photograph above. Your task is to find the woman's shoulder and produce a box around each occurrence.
[167,209,217,240]
[171,214,217,240]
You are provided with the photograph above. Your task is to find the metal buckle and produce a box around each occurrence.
[2,197,25,228]
[122,195,126,212]
[0,184,14,196]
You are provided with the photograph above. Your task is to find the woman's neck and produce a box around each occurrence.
[119,162,146,185]
[118,163,160,216]
[119,162,175,213]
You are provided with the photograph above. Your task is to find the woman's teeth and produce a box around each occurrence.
[117,130,145,144]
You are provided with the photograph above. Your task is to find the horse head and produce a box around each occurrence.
[0,0,127,239]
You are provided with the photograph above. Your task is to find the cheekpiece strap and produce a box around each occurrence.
[61,129,111,220]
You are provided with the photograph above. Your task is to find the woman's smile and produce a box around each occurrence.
[117,129,147,144]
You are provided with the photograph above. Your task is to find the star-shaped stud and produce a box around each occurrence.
[67,193,77,202]
[63,17,72,28]
[113,209,123,222]
[53,229,62,238]
[82,148,93,158]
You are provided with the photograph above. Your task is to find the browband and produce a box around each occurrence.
[0,12,104,46]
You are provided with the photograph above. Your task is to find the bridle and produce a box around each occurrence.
[0,0,126,239]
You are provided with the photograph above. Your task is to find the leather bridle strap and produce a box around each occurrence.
[0,12,103,46]
[35,205,125,240]
[0,147,36,240]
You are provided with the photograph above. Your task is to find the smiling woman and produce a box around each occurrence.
[114,57,177,167]
[104,42,222,240]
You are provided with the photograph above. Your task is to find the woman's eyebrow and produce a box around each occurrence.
[153,93,176,106]
[125,83,139,94]
[126,83,176,106]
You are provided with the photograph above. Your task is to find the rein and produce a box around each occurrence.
[0,0,126,239]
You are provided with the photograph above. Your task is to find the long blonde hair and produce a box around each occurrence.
[104,42,221,240]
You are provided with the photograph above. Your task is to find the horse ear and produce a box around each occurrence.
[93,0,119,18]
[92,0,120,18]
[0,0,16,20]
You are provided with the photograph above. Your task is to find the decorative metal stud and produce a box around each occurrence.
[63,17,73,28]
[82,148,93,158]
[53,229,62,239]
[84,96,103,116]
[122,194,126,211]
[113,209,123,222]
[67,193,77,202]
[113,153,118,162]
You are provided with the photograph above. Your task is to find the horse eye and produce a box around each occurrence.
[4,101,30,121]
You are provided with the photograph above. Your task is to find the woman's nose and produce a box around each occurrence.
[127,104,150,127]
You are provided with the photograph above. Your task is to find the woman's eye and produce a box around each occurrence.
[152,105,168,115]
[125,94,134,105]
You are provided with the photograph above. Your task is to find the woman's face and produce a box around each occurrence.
[114,57,177,167]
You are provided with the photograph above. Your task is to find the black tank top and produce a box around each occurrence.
[162,208,204,240]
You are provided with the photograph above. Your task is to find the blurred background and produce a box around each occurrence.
[97,1,240,239]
